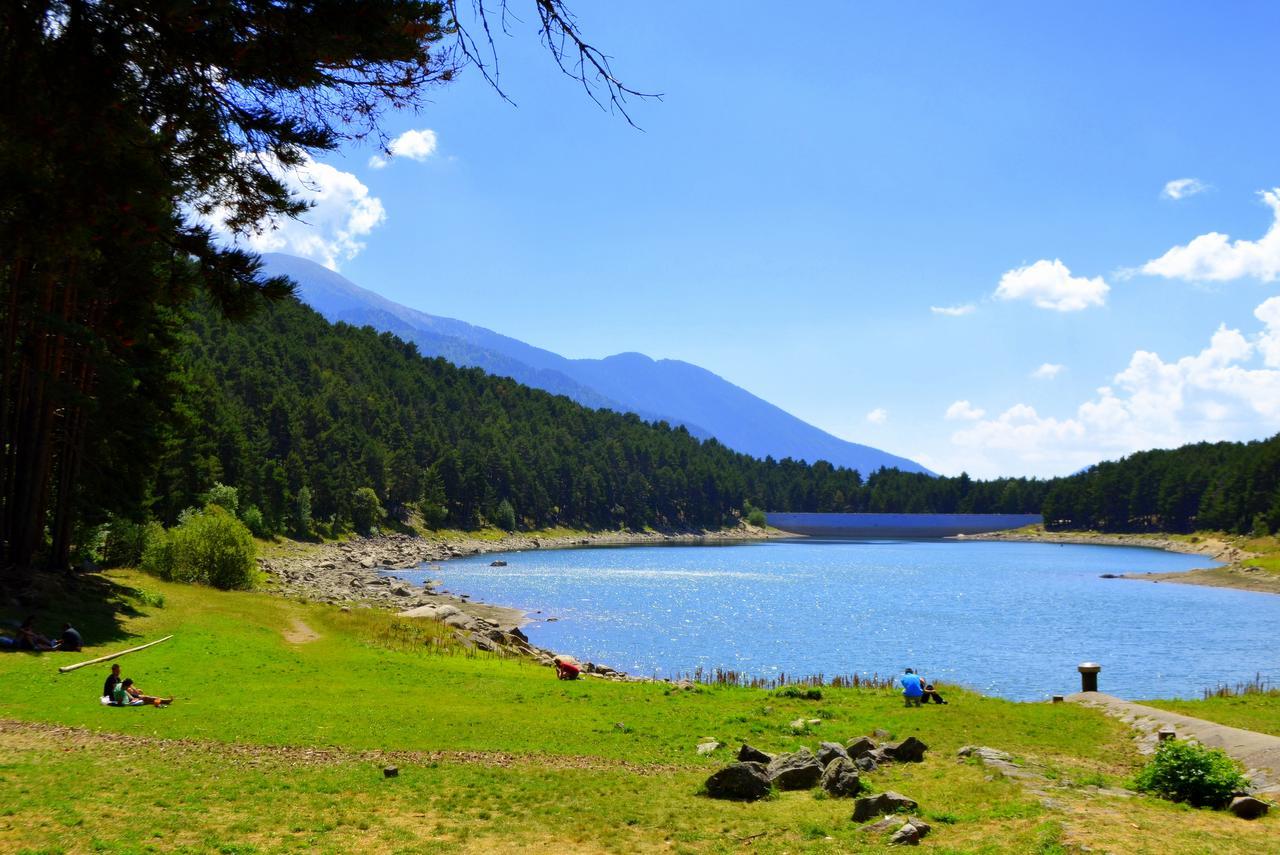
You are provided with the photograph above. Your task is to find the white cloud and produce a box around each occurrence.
[866,408,888,425]
[368,128,438,169]
[931,303,976,317]
[1031,363,1064,380]
[945,400,985,421]
[207,154,386,270]
[1142,189,1280,282]
[994,259,1109,311]
[940,298,1280,477]
[1161,178,1208,201]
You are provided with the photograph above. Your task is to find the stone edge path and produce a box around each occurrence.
[1068,692,1280,795]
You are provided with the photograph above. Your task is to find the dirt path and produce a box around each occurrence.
[1069,692,1280,795]
[0,718,683,776]
[282,618,320,644]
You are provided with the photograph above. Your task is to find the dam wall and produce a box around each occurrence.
[765,512,1042,538]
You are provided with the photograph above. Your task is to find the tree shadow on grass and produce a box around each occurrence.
[1,570,158,648]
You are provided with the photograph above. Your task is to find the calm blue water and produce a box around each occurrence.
[394,540,1280,701]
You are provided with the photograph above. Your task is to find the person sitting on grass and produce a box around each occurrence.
[120,678,173,707]
[57,623,82,652]
[901,667,925,707]
[104,663,122,699]
[553,655,581,681]
[922,681,948,705]
[14,617,55,651]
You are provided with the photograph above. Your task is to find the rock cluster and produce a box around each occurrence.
[704,733,927,807]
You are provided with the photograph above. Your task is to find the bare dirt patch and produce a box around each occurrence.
[283,617,320,644]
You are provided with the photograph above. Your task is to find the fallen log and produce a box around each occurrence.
[57,635,174,673]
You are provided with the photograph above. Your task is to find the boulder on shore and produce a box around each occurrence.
[852,791,919,822]
[881,736,928,763]
[845,736,877,758]
[819,757,862,798]
[737,743,774,764]
[1228,795,1270,819]
[705,762,772,801]
[767,748,824,790]
[817,741,851,767]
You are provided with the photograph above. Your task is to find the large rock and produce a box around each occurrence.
[818,741,850,767]
[882,736,928,763]
[820,757,863,798]
[705,762,772,801]
[845,736,877,758]
[767,748,824,790]
[889,817,931,846]
[738,743,774,764]
[1228,795,1270,819]
[852,791,919,822]
[855,754,879,772]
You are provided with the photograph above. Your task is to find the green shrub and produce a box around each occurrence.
[168,505,258,590]
[350,487,384,535]
[772,686,823,700]
[140,521,175,580]
[746,508,767,527]
[494,499,517,532]
[1134,739,1248,807]
[201,482,239,516]
[101,517,150,567]
[240,505,268,538]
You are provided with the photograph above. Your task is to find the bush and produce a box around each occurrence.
[1134,739,1248,807]
[420,502,448,530]
[201,482,239,516]
[350,487,384,535]
[746,508,767,527]
[494,499,517,532]
[169,505,258,590]
[773,686,823,700]
[140,521,175,580]
[101,517,150,567]
[240,505,268,538]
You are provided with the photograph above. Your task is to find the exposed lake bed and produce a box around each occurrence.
[397,539,1280,702]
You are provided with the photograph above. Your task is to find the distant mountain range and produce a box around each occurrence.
[260,254,930,475]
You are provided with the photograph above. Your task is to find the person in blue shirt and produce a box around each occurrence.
[900,668,924,707]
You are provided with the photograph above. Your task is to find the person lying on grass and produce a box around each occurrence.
[14,617,55,651]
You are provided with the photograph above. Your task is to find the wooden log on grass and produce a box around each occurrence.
[57,635,173,673]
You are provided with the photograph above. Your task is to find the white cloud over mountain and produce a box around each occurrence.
[369,128,439,169]
[207,154,385,271]
[1031,363,1064,380]
[1161,177,1208,201]
[994,259,1109,311]
[866,408,888,424]
[942,296,1280,477]
[1142,189,1280,283]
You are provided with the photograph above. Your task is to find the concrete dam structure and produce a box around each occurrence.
[765,512,1042,538]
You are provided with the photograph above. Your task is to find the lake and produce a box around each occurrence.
[395,539,1280,701]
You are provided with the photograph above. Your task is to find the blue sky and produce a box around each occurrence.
[236,2,1280,478]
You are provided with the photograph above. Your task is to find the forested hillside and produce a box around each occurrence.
[1042,437,1280,534]
[150,297,1045,535]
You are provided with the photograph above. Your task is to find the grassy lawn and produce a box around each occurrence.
[1144,693,1280,738]
[2,570,1276,852]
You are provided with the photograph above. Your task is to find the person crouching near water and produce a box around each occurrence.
[900,668,925,707]
[553,655,581,680]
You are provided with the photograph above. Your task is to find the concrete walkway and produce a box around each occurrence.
[1069,692,1280,795]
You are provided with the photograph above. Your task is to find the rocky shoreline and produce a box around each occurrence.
[960,529,1280,595]
[256,524,785,678]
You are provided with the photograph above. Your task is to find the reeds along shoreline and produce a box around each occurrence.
[1202,673,1278,699]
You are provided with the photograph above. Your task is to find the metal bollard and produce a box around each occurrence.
[1077,662,1101,693]
[1158,729,1176,742]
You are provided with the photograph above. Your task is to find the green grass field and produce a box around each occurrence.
[1,570,1276,853]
